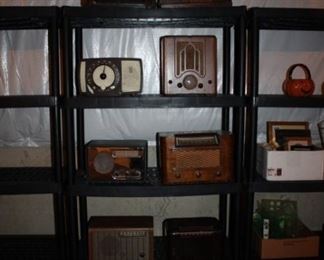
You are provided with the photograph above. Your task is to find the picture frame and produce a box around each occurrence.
[266,121,309,147]
[283,136,312,151]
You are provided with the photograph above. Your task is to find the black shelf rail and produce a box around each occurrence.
[66,94,247,108]
[0,167,61,195]
[249,177,324,193]
[0,235,58,260]
[0,6,65,260]
[72,182,241,197]
[245,7,324,260]
[0,96,57,108]
[72,166,241,196]
[255,95,324,108]
[0,7,59,30]
[63,6,246,260]
[249,7,324,31]
[64,6,245,28]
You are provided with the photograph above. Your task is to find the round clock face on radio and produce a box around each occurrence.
[86,60,120,92]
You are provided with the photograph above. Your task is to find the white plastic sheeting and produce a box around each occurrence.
[0,0,323,146]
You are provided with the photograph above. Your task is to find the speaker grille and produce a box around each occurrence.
[176,41,204,77]
[175,149,220,169]
[90,230,151,260]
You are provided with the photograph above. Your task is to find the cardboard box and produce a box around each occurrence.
[254,232,320,259]
[256,144,324,181]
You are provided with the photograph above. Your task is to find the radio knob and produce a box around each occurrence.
[195,170,202,178]
[175,172,181,178]
[216,170,221,176]
[183,74,198,90]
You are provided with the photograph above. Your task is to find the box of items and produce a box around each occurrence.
[256,144,324,181]
[254,232,320,259]
[253,199,320,259]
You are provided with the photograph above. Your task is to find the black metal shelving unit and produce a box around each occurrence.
[63,6,246,260]
[0,7,65,260]
[245,7,324,260]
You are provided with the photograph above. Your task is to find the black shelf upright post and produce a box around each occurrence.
[75,26,89,260]
[244,7,260,260]
[62,11,80,260]
[0,6,66,260]
[48,7,67,260]
[230,10,246,260]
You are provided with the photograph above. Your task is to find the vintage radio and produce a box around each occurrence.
[78,58,143,96]
[157,131,233,184]
[158,0,232,7]
[160,36,217,95]
[81,0,156,8]
[163,217,223,260]
[88,216,154,260]
[86,140,147,183]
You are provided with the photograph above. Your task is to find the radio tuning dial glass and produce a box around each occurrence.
[93,152,114,174]
[92,65,115,90]
[86,60,121,92]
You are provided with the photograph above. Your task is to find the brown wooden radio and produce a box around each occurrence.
[86,140,147,183]
[157,131,234,184]
[160,36,217,95]
[88,216,154,260]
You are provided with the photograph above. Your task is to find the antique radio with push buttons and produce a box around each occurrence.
[78,58,143,96]
[157,131,234,184]
[160,36,217,95]
[85,140,147,183]
[88,216,154,260]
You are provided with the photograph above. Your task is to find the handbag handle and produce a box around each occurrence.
[286,63,312,80]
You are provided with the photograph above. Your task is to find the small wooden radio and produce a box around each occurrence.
[157,131,234,184]
[163,217,223,260]
[88,216,154,260]
[86,140,147,183]
[160,36,217,95]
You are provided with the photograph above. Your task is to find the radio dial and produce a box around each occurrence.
[92,64,115,90]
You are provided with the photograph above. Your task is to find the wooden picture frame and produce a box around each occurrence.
[266,121,309,147]
[283,136,312,151]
